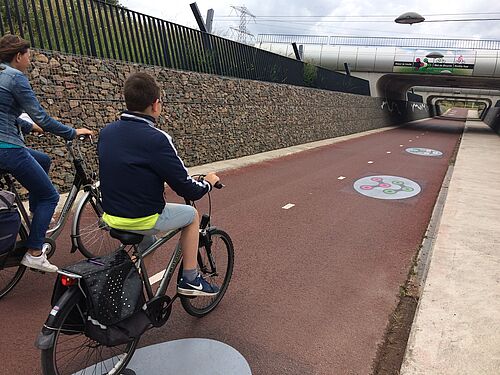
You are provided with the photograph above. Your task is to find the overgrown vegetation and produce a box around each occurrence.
[303,62,318,87]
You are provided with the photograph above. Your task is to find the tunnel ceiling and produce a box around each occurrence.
[377,74,500,100]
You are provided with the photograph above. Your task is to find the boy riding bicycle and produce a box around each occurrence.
[98,72,220,297]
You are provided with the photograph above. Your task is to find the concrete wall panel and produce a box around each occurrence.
[337,46,358,71]
[355,47,377,71]
[474,50,498,77]
[374,47,397,72]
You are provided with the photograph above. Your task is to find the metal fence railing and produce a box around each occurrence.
[258,34,500,50]
[0,0,369,95]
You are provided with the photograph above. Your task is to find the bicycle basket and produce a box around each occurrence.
[0,190,21,256]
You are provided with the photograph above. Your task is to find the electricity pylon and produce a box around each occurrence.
[229,5,256,44]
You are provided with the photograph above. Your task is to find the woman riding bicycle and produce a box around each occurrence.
[0,34,93,272]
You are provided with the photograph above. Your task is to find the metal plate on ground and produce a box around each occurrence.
[77,338,252,375]
[405,147,443,157]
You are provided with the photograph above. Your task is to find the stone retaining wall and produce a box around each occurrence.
[23,50,429,193]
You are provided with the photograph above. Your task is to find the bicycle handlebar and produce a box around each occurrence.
[192,174,224,190]
[77,134,93,143]
[183,175,224,207]
[33,133,93,142]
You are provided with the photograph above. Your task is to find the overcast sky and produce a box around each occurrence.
[120,0,500,42]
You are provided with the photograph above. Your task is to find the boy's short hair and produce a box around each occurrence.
[0,34,30,63]
[124,72,161,112]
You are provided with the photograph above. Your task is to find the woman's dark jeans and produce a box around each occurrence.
[0,147,58,250]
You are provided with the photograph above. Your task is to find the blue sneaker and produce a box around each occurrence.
[177,274,219,297]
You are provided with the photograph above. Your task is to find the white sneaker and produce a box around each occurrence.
[21,252,58,272]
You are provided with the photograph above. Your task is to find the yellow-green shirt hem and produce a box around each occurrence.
[102,212,159,231]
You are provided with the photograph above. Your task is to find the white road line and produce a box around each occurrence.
[149,270,165,285]
[282,203,295,209]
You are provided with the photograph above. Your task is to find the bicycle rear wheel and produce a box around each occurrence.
[41,292,139,375]
[180,229,234,317]
[0,224,28,300]
[74,189,120,259]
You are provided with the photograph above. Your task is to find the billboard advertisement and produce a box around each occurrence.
[393,48,475,75]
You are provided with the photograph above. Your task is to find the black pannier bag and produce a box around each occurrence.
[0,190,21,256]
[61,250,151,346]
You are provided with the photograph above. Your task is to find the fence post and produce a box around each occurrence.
[82,0,97,56]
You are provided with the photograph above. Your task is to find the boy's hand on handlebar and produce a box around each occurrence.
[204,172,220,187]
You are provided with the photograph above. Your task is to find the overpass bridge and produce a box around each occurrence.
[256,35,500,109]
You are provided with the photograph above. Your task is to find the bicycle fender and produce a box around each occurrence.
[35,329,55,350]
[35,286,82,350]
[70,190,91,251]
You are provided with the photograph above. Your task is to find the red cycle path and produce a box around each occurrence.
[0,109,466,374]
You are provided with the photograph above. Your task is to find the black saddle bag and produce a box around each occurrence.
[61,250,151,346]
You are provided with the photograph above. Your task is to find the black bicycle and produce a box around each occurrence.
[36,178,234,375]
[0,136,120,300]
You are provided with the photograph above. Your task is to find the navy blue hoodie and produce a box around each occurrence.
[98,112,211,218]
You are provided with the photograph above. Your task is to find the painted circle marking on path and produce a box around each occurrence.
[353,175,421,200]
[405,147,443,157]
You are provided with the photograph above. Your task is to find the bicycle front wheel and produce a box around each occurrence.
[73,190,120,258]
[0,223,28,300]
[180,229,234,317]
[41,293,139,375]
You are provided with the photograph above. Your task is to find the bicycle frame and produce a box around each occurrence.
[47,139,96,241]
[36,188,230,369]
[128,228,183,301]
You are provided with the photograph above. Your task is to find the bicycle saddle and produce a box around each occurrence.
[109,228,144,245]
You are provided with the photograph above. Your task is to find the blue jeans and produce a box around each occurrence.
[0,147,59,250]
